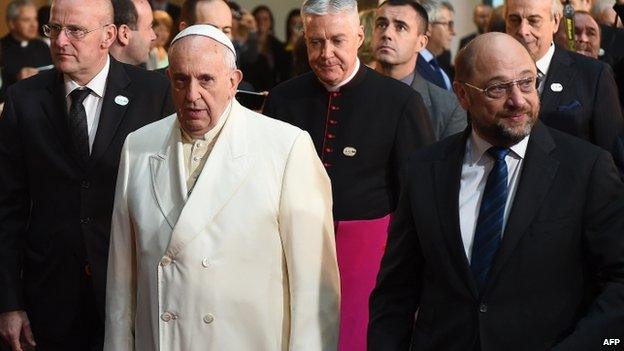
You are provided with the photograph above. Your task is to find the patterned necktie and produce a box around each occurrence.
[471,146,510,291]
[428,57,447,90]
[68,88,91,164]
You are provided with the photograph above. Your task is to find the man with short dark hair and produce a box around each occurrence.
[109,0,156,66]
[0,0,52,101]
[505,0,624,173]
[0,0,174,349]
[459,4,492,49]
[369,32,624,351]
[373,0,466,140]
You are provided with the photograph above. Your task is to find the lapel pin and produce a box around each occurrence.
[343,146,357,157]
[114,95,129,106]
[550,83,563,92]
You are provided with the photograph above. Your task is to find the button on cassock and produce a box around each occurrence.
[203,314,215,324]
[160,256,172,267]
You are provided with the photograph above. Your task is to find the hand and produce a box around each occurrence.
[0,311,36,351]
[16,67,38,81]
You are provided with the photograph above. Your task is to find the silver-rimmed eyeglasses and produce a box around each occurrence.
[42,23,112,41]
[461,76,540,99]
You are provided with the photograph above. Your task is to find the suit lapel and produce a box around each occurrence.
[540,47,576,115]
[149,119,186,230]
[410,73,432,110]
[433,129,479,298]
[41,71,84,169]
[485,123,558,293]
[165,101,253,259]
[90,57,132,167]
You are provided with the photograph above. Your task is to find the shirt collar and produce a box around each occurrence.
[420,48,434,62]
[399,71,415,85]
[180,99,233,142]
[64,55,110,98]
[535,42,555,77]
[468,127,530,165]
[322,58,361,92]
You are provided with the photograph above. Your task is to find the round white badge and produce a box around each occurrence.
[550,83,563,92]
[343,147,357,157]
[114,95,129,106]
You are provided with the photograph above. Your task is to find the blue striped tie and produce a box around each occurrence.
[471,146,510,291]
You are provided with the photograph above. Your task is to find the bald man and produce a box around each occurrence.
[0,0,174,349]
[369,33,624,351]
[104,25,339,350]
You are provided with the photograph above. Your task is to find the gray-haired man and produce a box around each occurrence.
[263,0,434,349]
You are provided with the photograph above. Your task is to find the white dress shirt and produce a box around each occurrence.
[535,43,555,95]
[459,129,530,262]
[64,55,110,152]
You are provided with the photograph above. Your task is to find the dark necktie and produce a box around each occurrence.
[428,57,447,90]
[470,146,510,291]
[68,88,91,164]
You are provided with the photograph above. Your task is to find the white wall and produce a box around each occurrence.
[448,0,482,58]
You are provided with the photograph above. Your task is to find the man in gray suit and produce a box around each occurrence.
[373,0,466,140]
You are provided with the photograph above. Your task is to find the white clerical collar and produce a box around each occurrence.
[467,127,530,166]
[535,42,555,78]
[322,58,361,92]
[64,55,110,98]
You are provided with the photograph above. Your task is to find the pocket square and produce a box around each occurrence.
[557,100,582,111]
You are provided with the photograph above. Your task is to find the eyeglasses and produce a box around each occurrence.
[462,76,540,99]
[42,23,112,40]
[431,21,454,30]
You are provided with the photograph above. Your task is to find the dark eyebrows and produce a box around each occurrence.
[392,19,409,28]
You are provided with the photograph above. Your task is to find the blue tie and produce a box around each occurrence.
[471,147,510,291]
[428,57,447,90]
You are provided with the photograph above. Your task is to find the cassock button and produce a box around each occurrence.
[161,312,172,322]
[201,258,210,268]
[330,105,339,111]
[326,133,336,139]
[328,120,338,125]
[324,147,333,153]
[160,256,172,267]
[203,313,215,324]
[323,162,332,168]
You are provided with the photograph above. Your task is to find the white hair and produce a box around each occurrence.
[503,0,563,18]
[592,0,616,17]
[300,0,359,21]
[418,0,455,22]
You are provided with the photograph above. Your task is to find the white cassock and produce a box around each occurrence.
[104,100,340,351]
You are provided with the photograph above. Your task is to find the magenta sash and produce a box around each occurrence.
[335,214,391,351]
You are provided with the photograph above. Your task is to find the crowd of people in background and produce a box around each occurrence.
[0,0,624,350]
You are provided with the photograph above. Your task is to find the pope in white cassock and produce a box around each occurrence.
[103,24,340,351]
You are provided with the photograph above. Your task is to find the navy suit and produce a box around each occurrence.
[416,53,447,90]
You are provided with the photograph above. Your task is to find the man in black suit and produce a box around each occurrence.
[0,0,174,349]
[505,0,624,172]
[109,0,156,66]
[458,4,492,50]
[369,32,624,351]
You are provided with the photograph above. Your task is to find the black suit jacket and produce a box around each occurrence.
[368,122,624,351]
[540,46,624,172]
[0,57,174,345]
